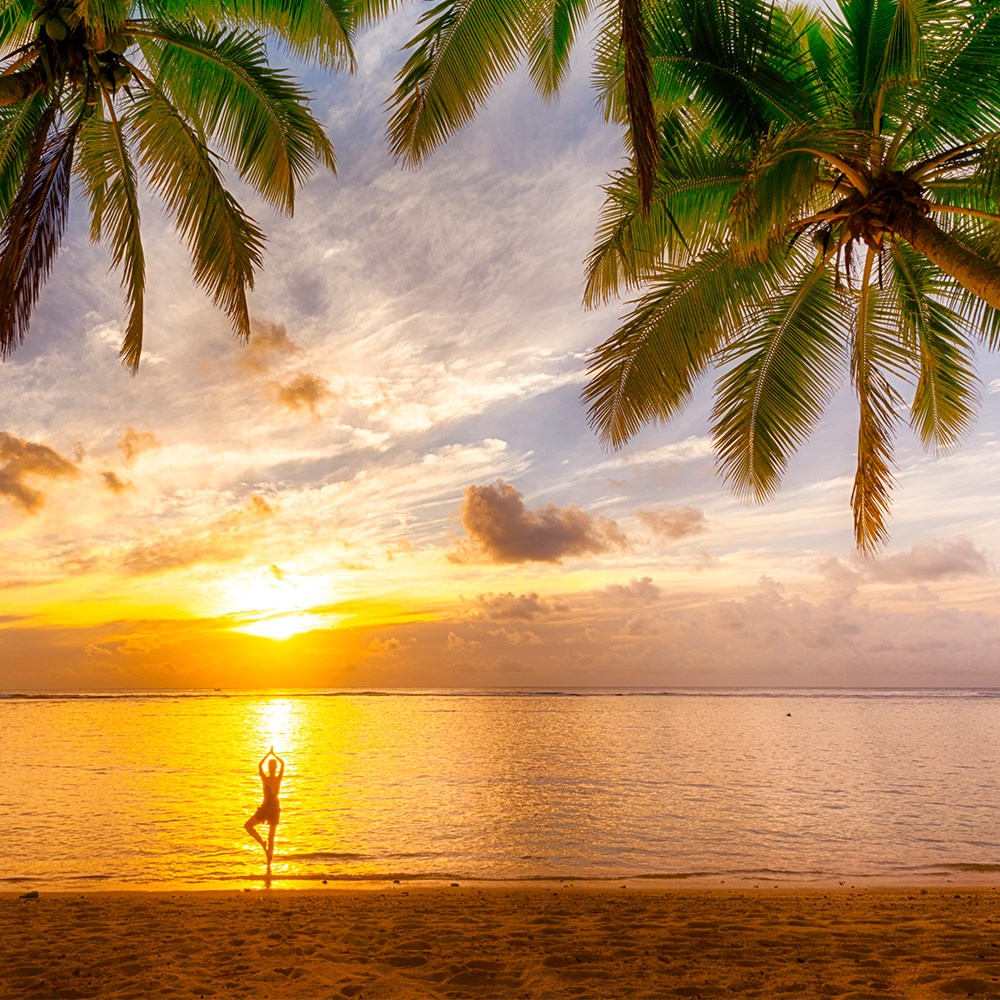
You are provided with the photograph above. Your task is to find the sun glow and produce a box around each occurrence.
[212,569,342,640]
[232,612,332,641]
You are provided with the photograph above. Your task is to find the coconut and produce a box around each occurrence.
[44,17,67,40]
[109,34,127,54]
[112,63,131,84]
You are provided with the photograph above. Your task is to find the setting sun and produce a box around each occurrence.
[232,612,333,641]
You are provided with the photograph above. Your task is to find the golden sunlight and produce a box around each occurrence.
[211,568,343,639]
[232,612,332,641]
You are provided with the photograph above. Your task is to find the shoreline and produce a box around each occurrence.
[5,869,1000,894]
[4,885,1000,998]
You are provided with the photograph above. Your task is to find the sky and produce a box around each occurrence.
[3,12,1000,690]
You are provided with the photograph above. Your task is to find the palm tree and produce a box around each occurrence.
[583,0,1000,552]
[386,0,661,209]
[0,0,355,369]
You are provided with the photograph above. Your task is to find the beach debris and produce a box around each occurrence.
[19,890,39,899]
[450,883,460,887]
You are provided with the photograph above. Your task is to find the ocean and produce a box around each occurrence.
[3,688,998,890]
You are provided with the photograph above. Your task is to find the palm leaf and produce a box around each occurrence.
[125,81,265,343]
[144,21,336,213]
[0,90,49,217]
[386,0,535,165]
[526,0,590,98]
[0,0,33,50]
[850,247,904,553]
[76,99,145,370]
[584,132,747,305]
[584,246,773,447]
[223,0,356,71]
[712,254,847,501]
[0,103,76,358]
[642,0,826,140]
[887,240,977,449]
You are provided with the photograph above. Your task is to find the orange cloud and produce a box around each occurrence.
[101,470,131,493]
[118,426,159,465]
[275,373,331,415]
[452,480,627,564]
[636,505,707,540]
[473,592,558,621]
[0,432,77,511]
[239,320,301,373]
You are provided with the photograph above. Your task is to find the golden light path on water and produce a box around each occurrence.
[3,690,1000,889]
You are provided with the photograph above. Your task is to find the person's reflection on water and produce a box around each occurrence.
[244,746,284,871]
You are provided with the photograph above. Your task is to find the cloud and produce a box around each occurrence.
[452,479,627,564]
[864,538,989,583]
[274,373,332,415]
[487,627,542,646]
[473,592,556,621]
[101,470,131,493]
[0,432,78,511]
[118,427,160,465]
[446,631,482,652]
[636,505,707,540]
[605,577,661,603]
[239,320,301,373]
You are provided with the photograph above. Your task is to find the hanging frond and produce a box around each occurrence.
[584,246,774,447]
[584,133,747,305]
[526,0,591,97]
[75,99,145,370]
[145,22,336,213]
[126,82,265,344]
[0,90,49,217]
[0,104,75,357]
[887,240,978,449]
[850,247,904,553]
[712,254,847,500]
[387,0,535,165]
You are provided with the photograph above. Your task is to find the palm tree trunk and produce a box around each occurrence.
[894,208,1000,311]
[0,62,49,107]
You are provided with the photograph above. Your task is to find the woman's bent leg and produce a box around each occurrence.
[244,817,267,853]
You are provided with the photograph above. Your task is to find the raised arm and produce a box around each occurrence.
[258,749,270,779]
[273,753,285,778]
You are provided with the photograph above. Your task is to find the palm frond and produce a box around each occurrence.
[584,246,773,447]
[223,0,356,71]
[386,0,534,165]
[712,254,847,500]
[76,98,145,370]
[887,240,977,449]
[0,90,49,217]
[126,81,265,344]
[584,132,747,305]
[851,247,903,553]
[642,0,828,140]
[144,22,336,213]
[526,0,590,98]
[0,0,33,50]
[0,103,75,358]
[728,124,833,260]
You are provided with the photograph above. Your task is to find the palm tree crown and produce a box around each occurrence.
[584,0,1000,551]
[0,0,354,368]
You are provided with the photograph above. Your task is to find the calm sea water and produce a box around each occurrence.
[2,689,999,889]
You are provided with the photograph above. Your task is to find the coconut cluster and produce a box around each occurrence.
[32,0,134,100]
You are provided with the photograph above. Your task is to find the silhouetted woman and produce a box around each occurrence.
[245,746,284,866]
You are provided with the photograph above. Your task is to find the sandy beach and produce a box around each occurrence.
[2,884,999,998]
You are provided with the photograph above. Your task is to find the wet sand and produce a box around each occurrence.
[2,884,1000,998]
